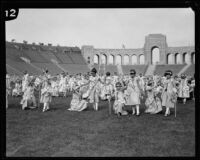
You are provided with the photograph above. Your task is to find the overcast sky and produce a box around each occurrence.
[6,8,194,49]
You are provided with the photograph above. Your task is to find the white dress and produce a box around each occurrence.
[178,79,190,98]
[22,74,29,92]
[68,92,88,112]
[161,78,177,108]
[59,76,67,93]
[113,91,128,115]
[20,86,36,109]
[88,76,100,103]
[125,77,141,105]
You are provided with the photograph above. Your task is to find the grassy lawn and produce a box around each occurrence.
[6,95,195,157]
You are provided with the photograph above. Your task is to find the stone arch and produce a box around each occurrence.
[116,54,122,65]
[94,54,99,64]
[167,53,174,64]
[108,54,114,65]
[183,52,190,64]
[151,46,160,64]
[131,55,137,64]
[175,53,181,64]
[139,54,145,64]
[101,54,107,64]
[182,52,187,64]
[191,52,195,64]
[124,54,129,65]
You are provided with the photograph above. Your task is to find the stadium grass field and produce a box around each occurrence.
[6,94,195,157]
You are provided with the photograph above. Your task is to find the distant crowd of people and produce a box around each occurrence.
[6,68,195,117]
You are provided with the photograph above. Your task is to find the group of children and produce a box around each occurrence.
[6,68,195,117]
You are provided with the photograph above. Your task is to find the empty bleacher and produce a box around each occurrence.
[6,42,89,75]
[122,65,148,75]
[53,53,74,64]
[6,48,24,62]
[6,64,22,75]
[6,60,41,75]
[182,64,195,76]
[21,49,48,63]
[154,65,186,76]
[60,64,89,74]
[32,63,63,75]
[40,51,62,64]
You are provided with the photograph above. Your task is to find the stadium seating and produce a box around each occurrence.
[154,65,186,76]
[122,65,148,75]
[21,49,48,63]
[53,53,74,64]
[91,64,148,75]
[6,42,191,77]
[32,63,63,75]
[6,64,22,75]
[182,64,195,76]
[60,64,89,74]
[6,42,89,75]
[40,52,62,64]
[6,59,41,75]
[6,48,24,62]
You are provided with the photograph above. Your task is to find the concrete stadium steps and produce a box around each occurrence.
[154,65,186,76]
[60,64,89,74]
[122,65,148,75]
[182,64,195,76]
[6,48,24,62]
[32,63,64,75]
[53,53,74,64]
[6,60,41,75]
[40,52,62,64]
[21,50,48,63]
[68,52,87,64]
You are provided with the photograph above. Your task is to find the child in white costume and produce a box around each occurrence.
[20,81,37,110]
[100,72,114,100]
[88,68,101,111]
[59,72,67,96]
[113,82,128,117]
[126,69,143,116]
[68,83,88,112]
[161,70,177,117]
[22,71,29,93]
[40,80,52,112]
[51,77,59,97]
[12,79,22,96]
[144,80,162,114]
[178,74,190,104]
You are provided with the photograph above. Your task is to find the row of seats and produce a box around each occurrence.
[183,64,195,76]
[154,65,186,76]
[6,42,87,64]
[92,65,148,75]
